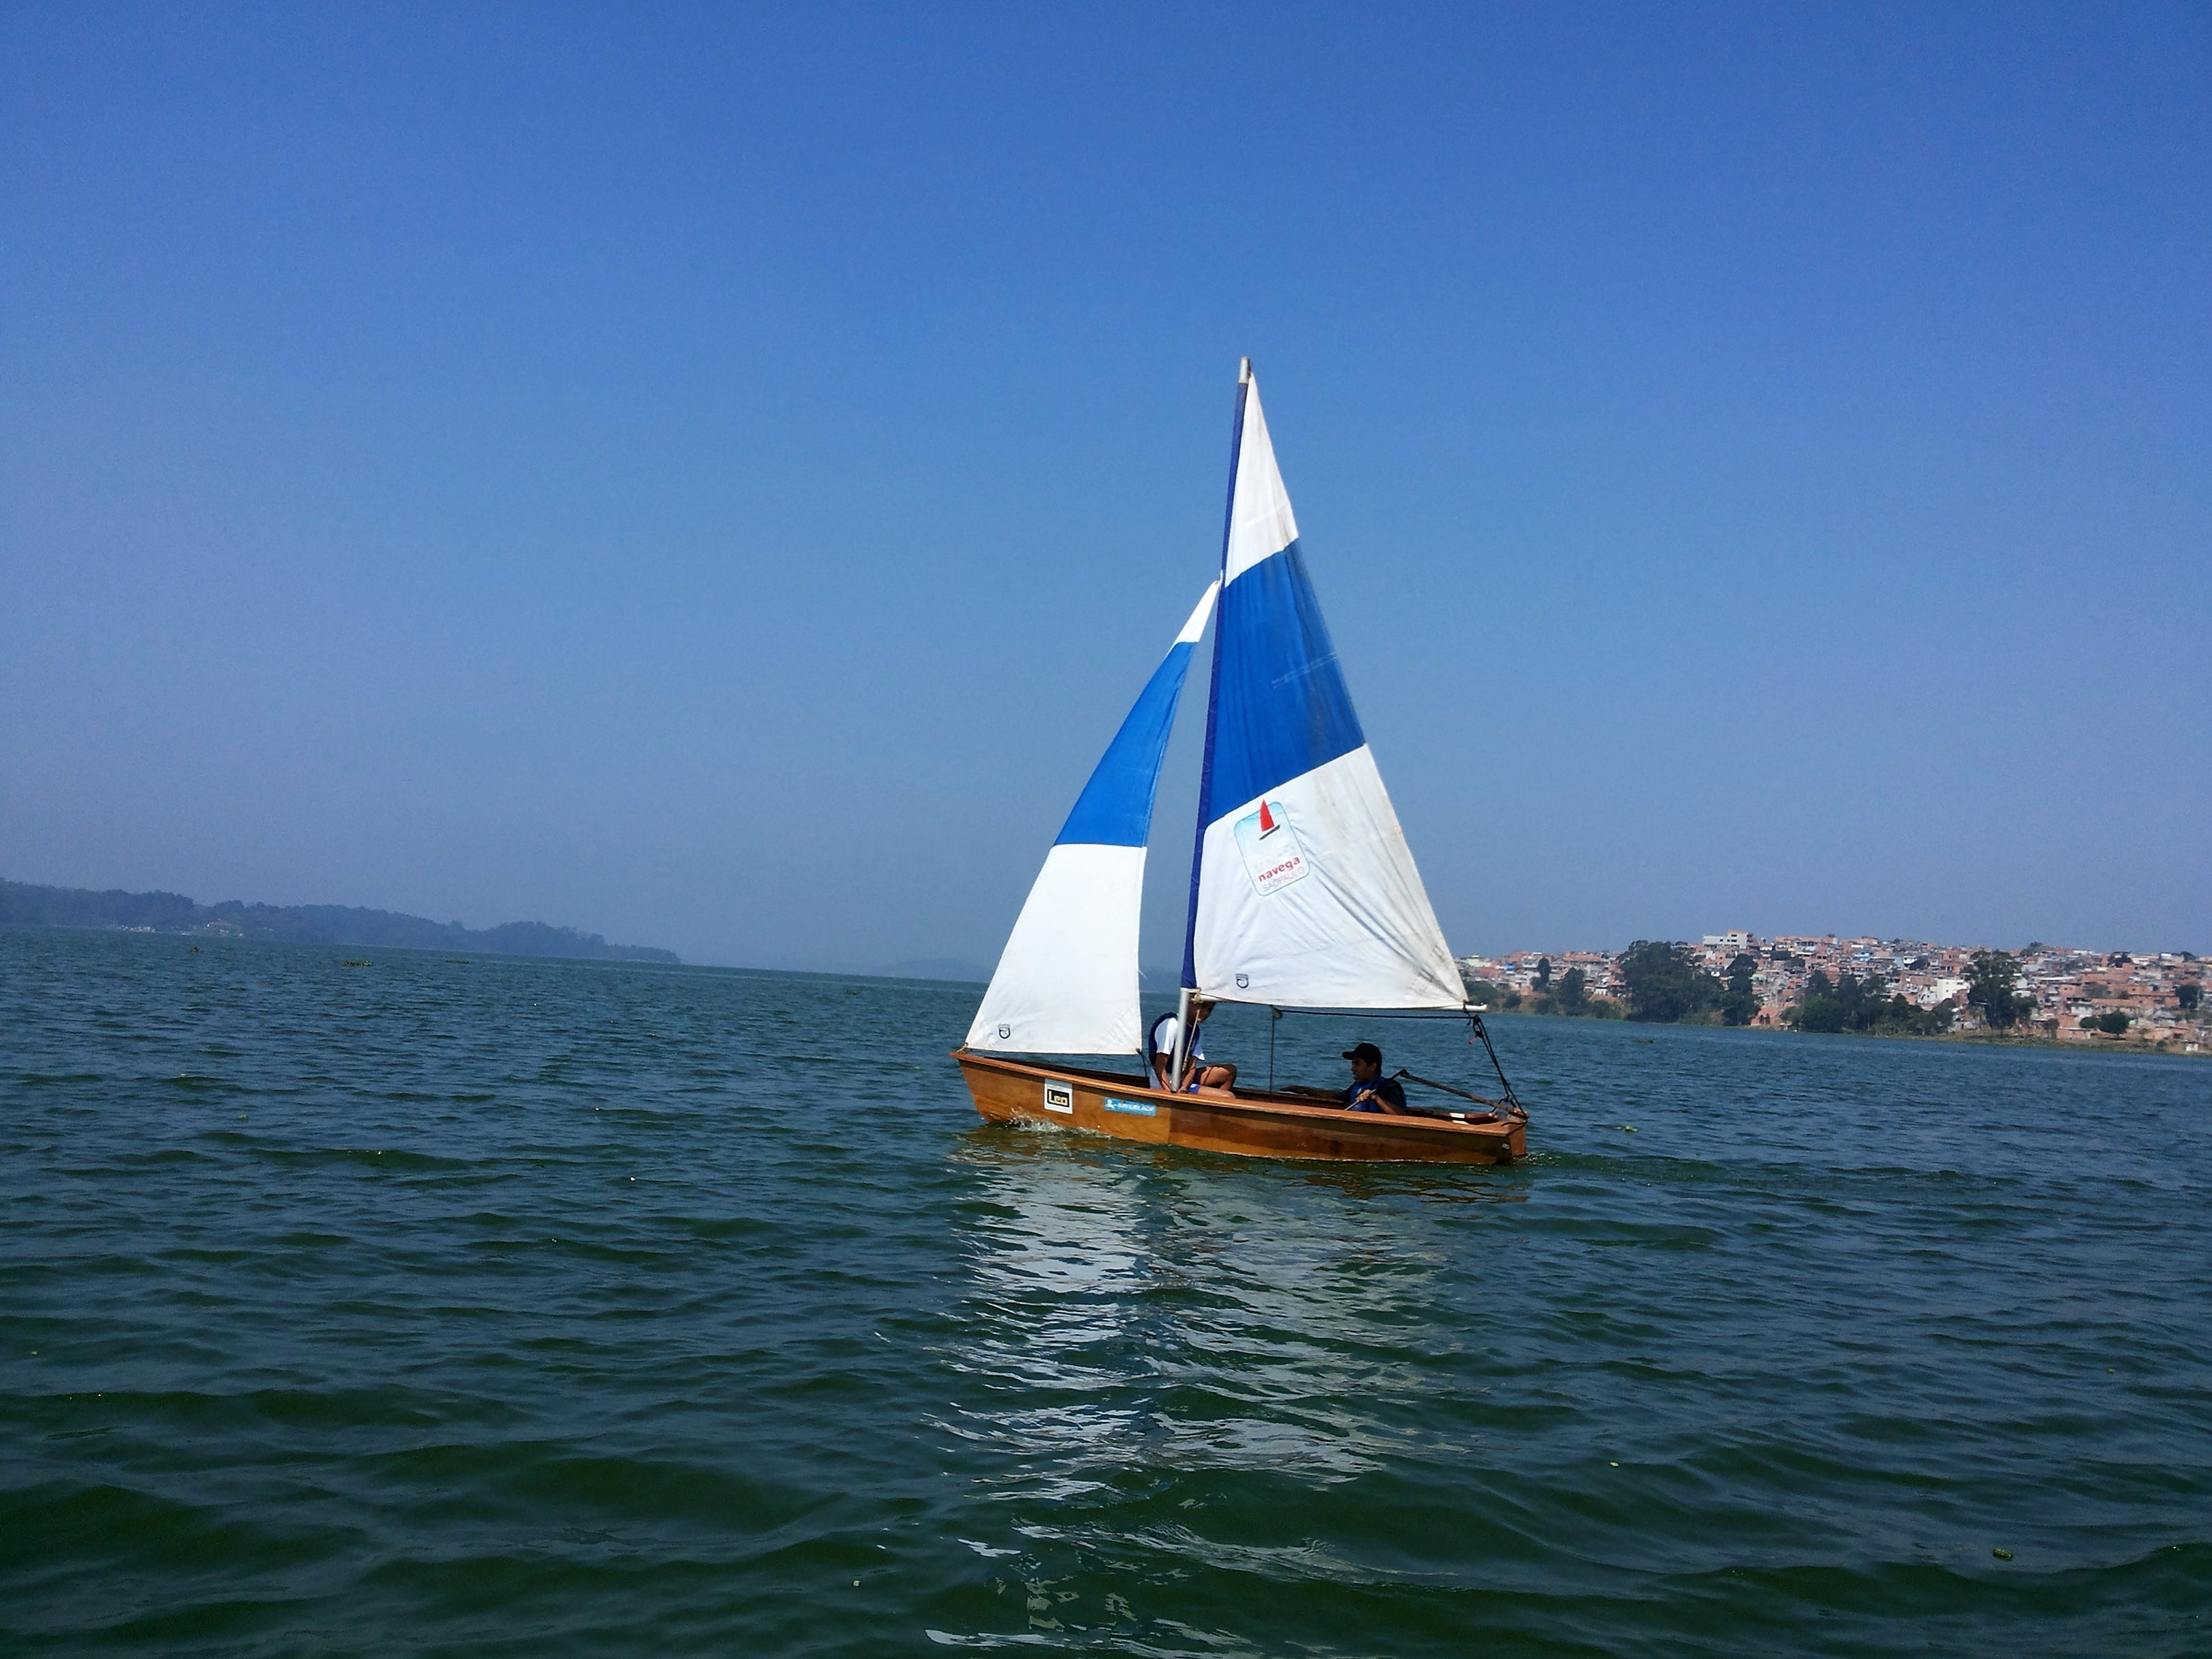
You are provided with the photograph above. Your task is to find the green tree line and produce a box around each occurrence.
[1611,941,1763,1026]
[1791,968,1955,1035]
[1465,958,1627,1019]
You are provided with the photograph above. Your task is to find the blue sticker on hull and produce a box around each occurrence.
[1103,1098,1158,1117]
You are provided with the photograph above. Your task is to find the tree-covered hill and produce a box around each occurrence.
[0,878,679,964]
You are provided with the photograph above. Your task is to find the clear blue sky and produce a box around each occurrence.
[4,3,2207,968]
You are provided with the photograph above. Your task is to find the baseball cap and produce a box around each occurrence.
[1342,1042,1382,1065]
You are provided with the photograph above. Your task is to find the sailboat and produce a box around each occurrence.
[955,361,1526,1165]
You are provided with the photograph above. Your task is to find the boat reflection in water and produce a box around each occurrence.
[942,1128,1525,1501]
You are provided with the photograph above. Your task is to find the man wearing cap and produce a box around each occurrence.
[1339,1042,1408,1114]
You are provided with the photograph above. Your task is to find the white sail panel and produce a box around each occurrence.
[967,583,1217,1055]
[1192,746,1462,1008]
[1187,371,1461,1010]
[1222,380,1299,587]
[966,843,1147,1051]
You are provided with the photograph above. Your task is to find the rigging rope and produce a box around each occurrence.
[1259,1005,1530,1121]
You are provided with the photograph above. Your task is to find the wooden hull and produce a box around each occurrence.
[955,1050,1525,1165]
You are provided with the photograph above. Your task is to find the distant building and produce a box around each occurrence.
[1446,928,2209,1049]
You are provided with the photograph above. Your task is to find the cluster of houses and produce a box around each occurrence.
[1457,932,2207,1052]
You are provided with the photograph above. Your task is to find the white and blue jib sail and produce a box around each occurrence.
[1184,367,1463,1010]
[966,583,1219,1054]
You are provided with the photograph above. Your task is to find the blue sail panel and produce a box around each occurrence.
[1205,540,1366,821]
[1056,636,1200,848]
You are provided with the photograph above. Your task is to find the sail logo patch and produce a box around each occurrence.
[1231,798,1310,897]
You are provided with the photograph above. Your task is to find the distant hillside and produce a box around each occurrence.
[878,956,991,983]
[0,878,679,964]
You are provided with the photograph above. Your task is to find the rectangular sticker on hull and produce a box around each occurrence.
[1103,1098,1157,1117]
[1041,1085,1074,1114]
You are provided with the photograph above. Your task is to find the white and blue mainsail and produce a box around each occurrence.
[966,583,1220,1054]
[1181,366,1464,1010]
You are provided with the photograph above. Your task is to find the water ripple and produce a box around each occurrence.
[1,930,2208,1655]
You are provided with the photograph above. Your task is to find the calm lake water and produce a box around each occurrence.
[3,928,2208,1656]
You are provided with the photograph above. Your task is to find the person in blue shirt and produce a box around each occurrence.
[1339,1043,1408,1114]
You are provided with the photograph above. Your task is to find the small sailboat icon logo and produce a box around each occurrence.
[1232,798,1310,896]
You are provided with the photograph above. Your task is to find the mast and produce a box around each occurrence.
[1173,356,1250,1088]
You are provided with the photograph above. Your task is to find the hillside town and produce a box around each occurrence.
[1459,933,2208,1052]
